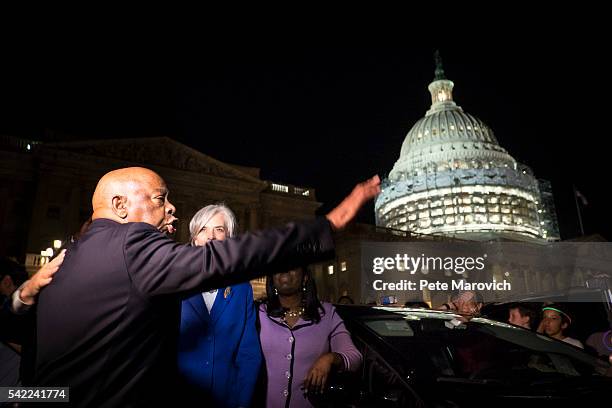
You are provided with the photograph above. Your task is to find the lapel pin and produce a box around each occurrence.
[224,287,231,299]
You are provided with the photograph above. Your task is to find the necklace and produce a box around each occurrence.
[282,307,304,320]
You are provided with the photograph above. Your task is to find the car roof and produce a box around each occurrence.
[334,305,519,330]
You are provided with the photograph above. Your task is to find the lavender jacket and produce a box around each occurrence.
[258,302,362,408]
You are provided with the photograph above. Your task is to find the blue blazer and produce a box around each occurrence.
[178,282,262,407]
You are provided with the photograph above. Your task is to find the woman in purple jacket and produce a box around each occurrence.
[258,266,362,408]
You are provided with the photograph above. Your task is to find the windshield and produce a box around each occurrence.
[362,309,610,381]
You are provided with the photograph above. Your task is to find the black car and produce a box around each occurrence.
[316,305,612,408]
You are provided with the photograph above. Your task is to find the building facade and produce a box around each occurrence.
[0,135,320,297]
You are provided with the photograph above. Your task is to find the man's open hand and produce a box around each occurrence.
[326,175,381,231]
[20,249,66,305]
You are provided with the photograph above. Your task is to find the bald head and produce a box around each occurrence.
[92,167,177,233]
[92,167,161,213]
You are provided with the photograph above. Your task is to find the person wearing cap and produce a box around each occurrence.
[540,304,584,349]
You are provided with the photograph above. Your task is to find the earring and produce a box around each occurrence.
[274,287,278,296]
[302,284,306,292]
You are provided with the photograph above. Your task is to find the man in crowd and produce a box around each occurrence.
[0,257,29,386]
[507,302,538,330]
[2,254,65,386]
[1,259,28,307]
[33,167,379,407]
[539,304,584,348]
[439,290,483,317]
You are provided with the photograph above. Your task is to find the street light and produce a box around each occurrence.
[53,240,62,249]
[39,247,54,265]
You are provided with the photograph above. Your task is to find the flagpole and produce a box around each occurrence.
[572,184,585,236]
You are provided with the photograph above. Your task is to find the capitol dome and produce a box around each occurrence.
[375,53,557,241]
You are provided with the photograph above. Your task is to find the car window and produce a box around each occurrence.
[364,319,414,337]
[360,314,609,381]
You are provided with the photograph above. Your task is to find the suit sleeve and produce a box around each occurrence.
[124,218,335,297]
[10,285,32,315]
[234,285,262,407]
[0,296,33,345]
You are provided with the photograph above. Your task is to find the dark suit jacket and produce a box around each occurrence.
[0,296,36,385]
[1,297,22,386]
[34,217,334,407]
[178,283,261,407]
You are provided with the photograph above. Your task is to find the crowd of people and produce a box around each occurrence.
[408,291,611,360]
[1,166,612,406]
[0,167,378,407]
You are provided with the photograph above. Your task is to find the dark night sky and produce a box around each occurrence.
[1,44,608,240]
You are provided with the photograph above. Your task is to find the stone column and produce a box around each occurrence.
[248,205,260,231]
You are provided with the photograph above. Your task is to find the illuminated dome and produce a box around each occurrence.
[376,52,553,241]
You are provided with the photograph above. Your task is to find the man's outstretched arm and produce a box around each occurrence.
[127,176,380,298]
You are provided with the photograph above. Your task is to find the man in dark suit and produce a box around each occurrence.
[1,253,64,386]
[0,257,29,386]
[34,167,379,407]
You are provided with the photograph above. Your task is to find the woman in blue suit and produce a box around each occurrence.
[178,204,262,407]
